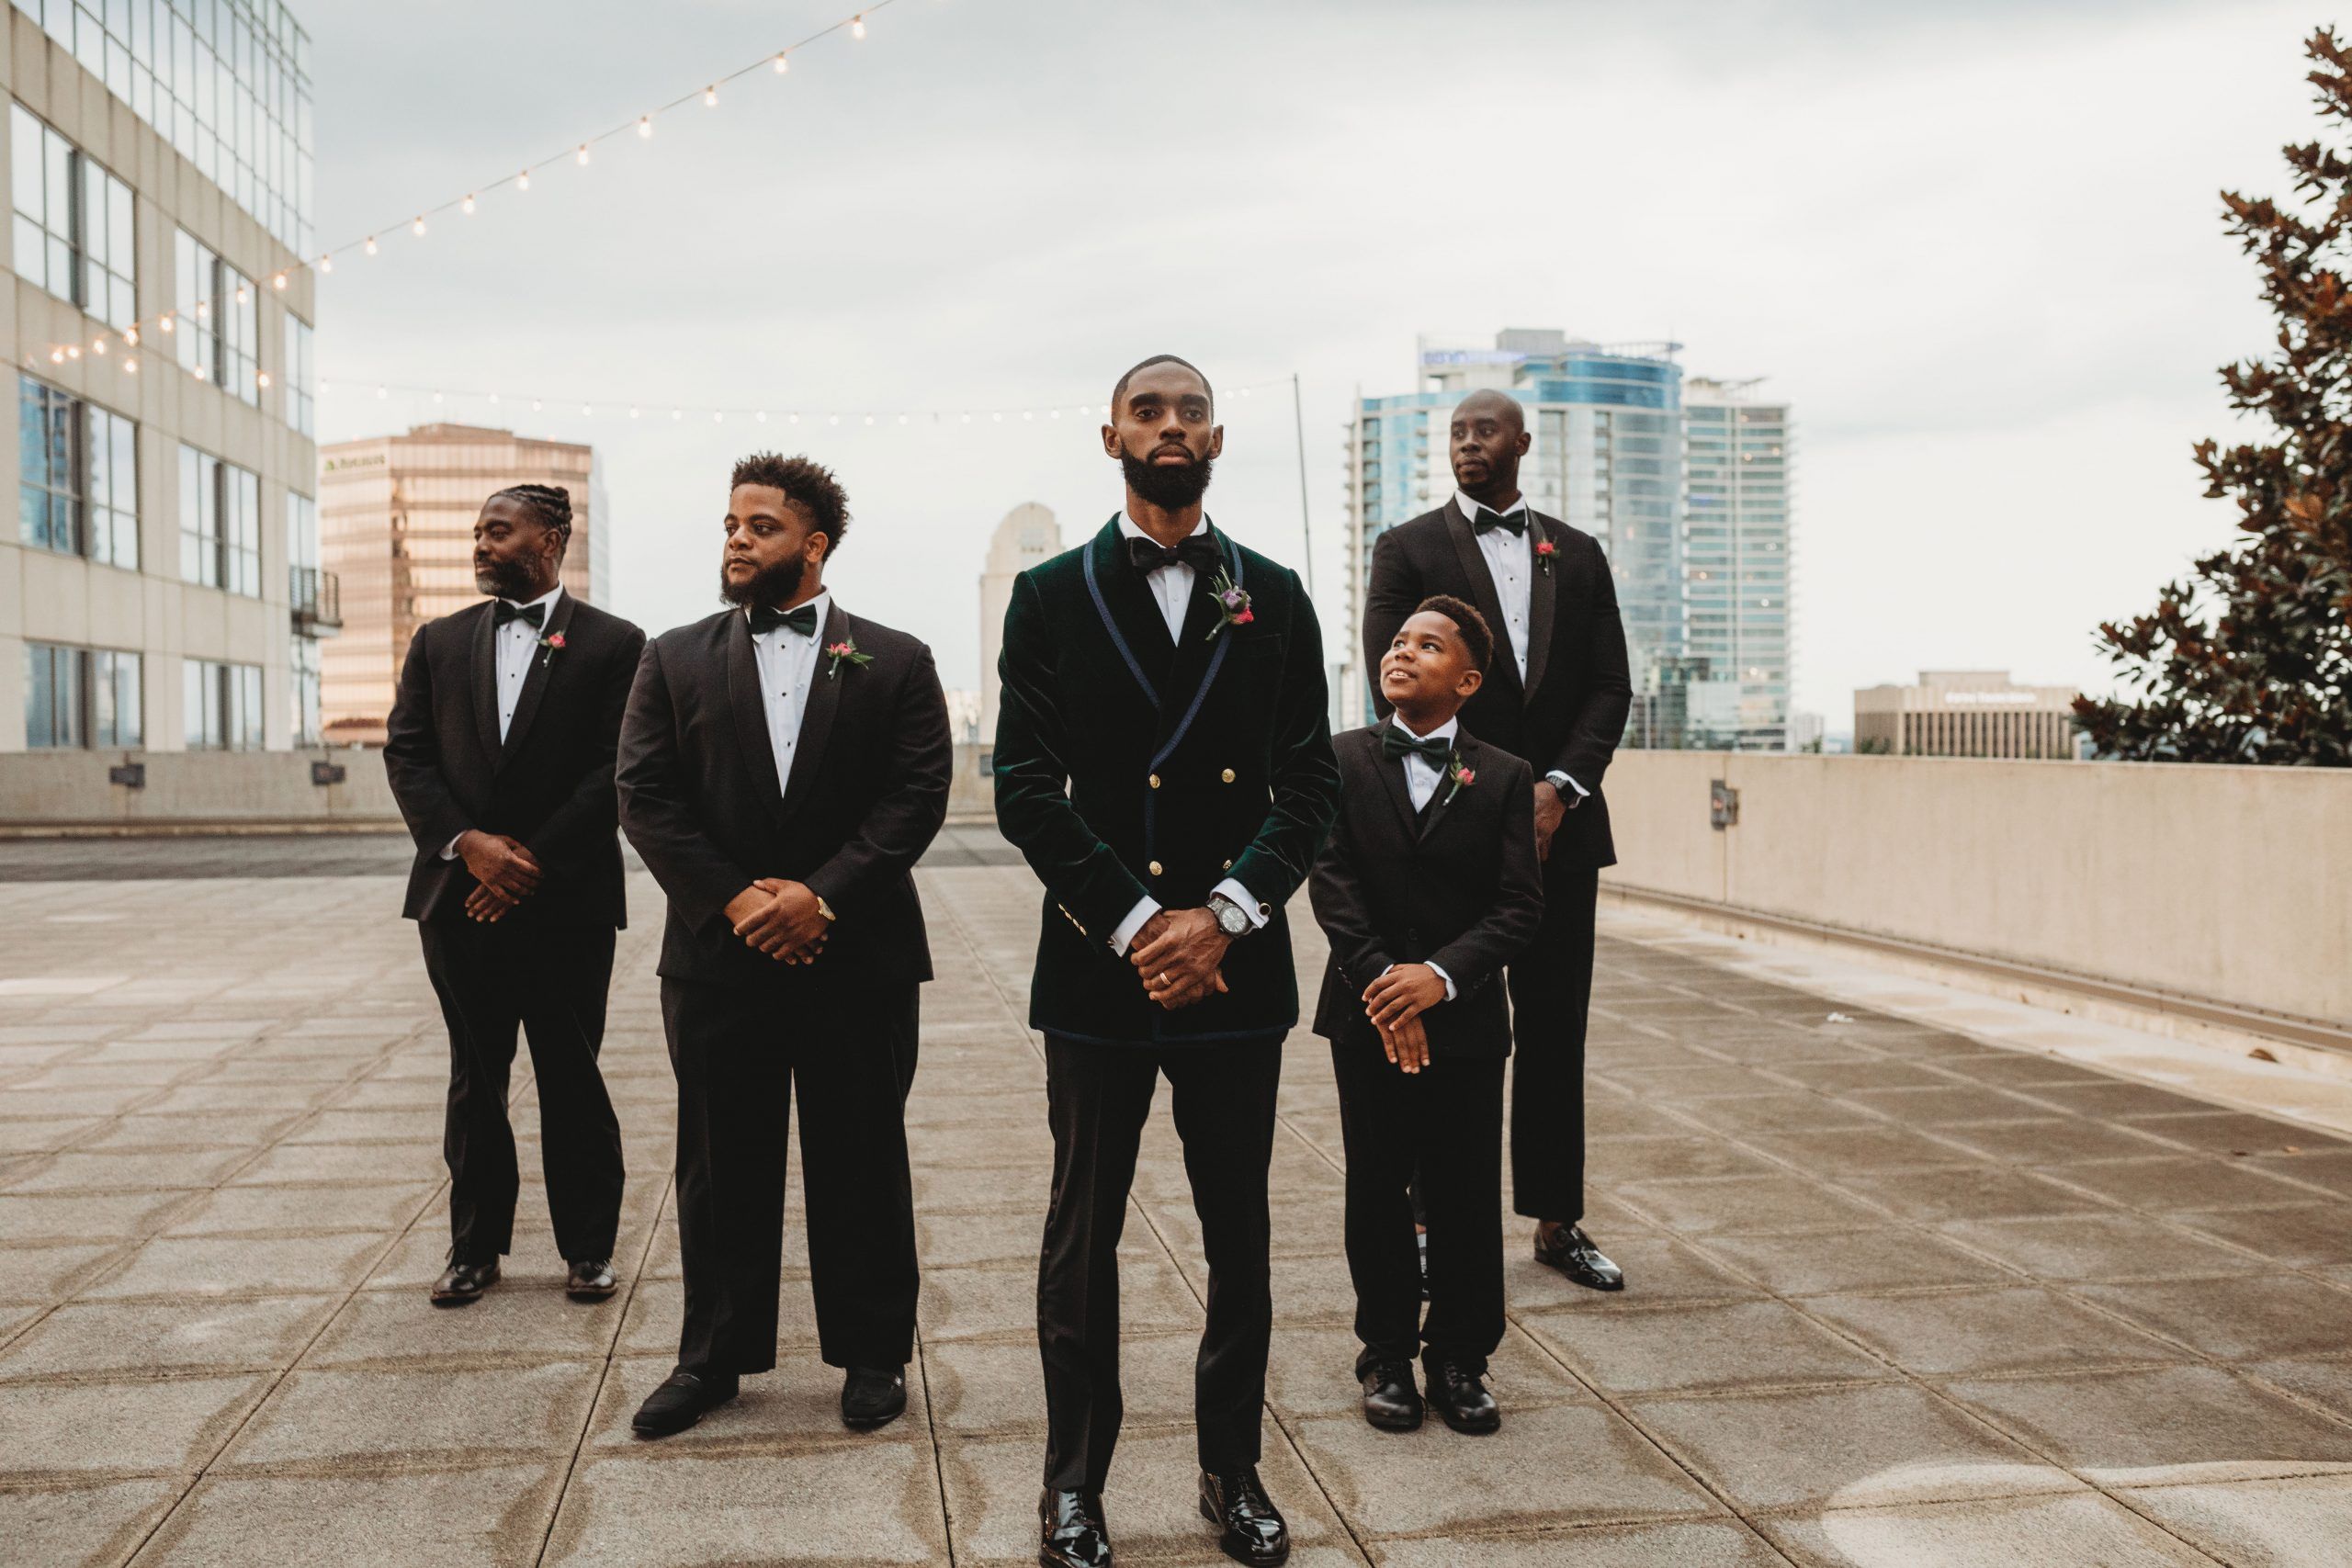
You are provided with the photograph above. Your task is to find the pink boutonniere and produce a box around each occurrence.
[824,637,874,679]
[1534,538,1556,576]
[537,631,566,668]
[1444,757,1476,806]
[1205,565,1253,639]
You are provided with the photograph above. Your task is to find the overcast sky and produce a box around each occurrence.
[305,0,2322,723]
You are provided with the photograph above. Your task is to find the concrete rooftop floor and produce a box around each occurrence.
[2,829,2350,1566]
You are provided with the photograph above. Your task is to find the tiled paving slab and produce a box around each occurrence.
[2,852,2349,1565]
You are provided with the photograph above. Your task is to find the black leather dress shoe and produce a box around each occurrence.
[565,1258,618,1301]
[630,1369,739,1438]
[1038,1486,1111,1568]
[1534,1223,1625,1292]
[429,1258,499,1306]
[841,1364,907,1429]
[1360,1359,1424,1431]
[1422,1357,1500,1435]
[1198,1467,1289,1565]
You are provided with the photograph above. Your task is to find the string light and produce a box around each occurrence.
[272,272,287,288]
[410,216,425,237]
[853,14,866,39]
[159,313,175,333]
[577,144,591,165]
[319,254,333,273]
[91,336,107,355]
[259,372,272,389]
[365,236,378,255]
[774,52,788,73]
[637,116,652,139]
[516,171,529,192]
[704,85,718,107]
[461,194,476,215]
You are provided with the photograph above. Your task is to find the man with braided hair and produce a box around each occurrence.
[385,483,646,1307]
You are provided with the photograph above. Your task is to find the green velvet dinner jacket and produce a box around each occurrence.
[991,516,1340,1046]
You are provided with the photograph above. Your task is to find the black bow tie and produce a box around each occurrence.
[493,600,547,628]
[1126,533,1221,577]
[749,603,820,637]
[1470,505,1527,537]
[1381,724,1454,767]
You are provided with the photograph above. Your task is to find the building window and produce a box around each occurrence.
[174,230,259,405]
[288,634,319,745]
[285,311,313,435]
[184,658,263,750]
[179,445,260,594]
[17,374,139,567]
[8,103,136,328]
[22,643,139,748]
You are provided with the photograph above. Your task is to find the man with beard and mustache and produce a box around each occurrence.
[616,452,951,1438]
[994,355,1339,1568]
[383,484,643,1307]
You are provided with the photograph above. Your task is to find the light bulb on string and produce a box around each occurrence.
[122,357,135,375]
[576,145,590,166]
[365,236,378,255]
[190,362,204,379]
[258,372,272,389]
[47,348,62,364]
[122,327,137,346]
[461,194,475,215]
[410,217,425,238]
[319,254,333,273]
[516,171,530,192]
[64,345,79,360]
[234,285,248,303]
[703,85,718,107]
[272,272,287,289]
[638,117,652,140]
[195,300,209,320]
[852,14,865,39]
[92,337,107,355]
[774,52,788,73]
[160,312,174,333]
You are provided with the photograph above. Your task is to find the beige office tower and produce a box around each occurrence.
[978,501,1060,750]
[1853,671,2081,759]
[317,424,599,743]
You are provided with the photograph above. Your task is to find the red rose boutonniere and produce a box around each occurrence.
[1444,757,1476,806]
[537,631,566,669]
[1204,565,1254,639]
[824,637,874,679]
[1534,538,1556,577]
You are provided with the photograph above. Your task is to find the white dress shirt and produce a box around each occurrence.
[1382,713,1456,1000]
[440,582,563,861]
[1451,490,1587,802]
[749,592,830,797]
[1107,512,1268,955]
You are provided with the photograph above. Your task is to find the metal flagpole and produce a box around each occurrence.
[1291,371,1315,599]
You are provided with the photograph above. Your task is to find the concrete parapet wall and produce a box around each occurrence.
[1599,751,2351,1030]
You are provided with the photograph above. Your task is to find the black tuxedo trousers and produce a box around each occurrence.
[663,978,919,1377]
[1509,860,1601,1224]
[1038,1032,1282,1493]
[418,917,622,1265]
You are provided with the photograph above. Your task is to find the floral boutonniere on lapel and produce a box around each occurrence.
[1205,565,1253,640]
[1533,537,1557,577]
[537,631,566,669]
[824,637,874,680]
[1444,754,1476,806]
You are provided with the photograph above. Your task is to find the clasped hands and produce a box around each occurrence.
[726,879,831,964]
[1363,963,1448,1076]
[458,830,540,922]
[1130,908,1230,1010]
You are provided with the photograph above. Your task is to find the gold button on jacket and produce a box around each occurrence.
[1148,861,1163,876]
[1220,768,1236,783]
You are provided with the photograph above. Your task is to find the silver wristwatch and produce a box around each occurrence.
[1206,892,1253,938]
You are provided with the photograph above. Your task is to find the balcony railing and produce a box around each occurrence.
[290,566,342,635]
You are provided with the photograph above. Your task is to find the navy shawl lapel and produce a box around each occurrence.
[723,611,786,819]
[1523,514,1562,700]
[778,601,848,826]
[1148,526,1242,772]
[1084,518,1173,709]
[497,591,575,769]
[468,603,503,763]
[1443,501,1523,699]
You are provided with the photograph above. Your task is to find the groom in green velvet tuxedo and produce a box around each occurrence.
[994,355,1339,1568]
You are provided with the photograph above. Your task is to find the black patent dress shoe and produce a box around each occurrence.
[1360,1359,1424,1431]
[1534,1223,1625,1291]
[565,1258,618,1301]
[1422,1357,1501,1434]
[630,1369,739,1438]
[429,1258,499,1305]
[1198,1467,1289,1565]
[841,1364,907,1429]
[1038,1486,1111,1568]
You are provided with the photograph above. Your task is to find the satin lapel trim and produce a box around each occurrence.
[1149,529,1241,773]
[724,611,786,818]
[1082,520,1162,711]
[1417,739,1467,844]
[1523,515,1560,699]
[497,592,574,769]
[1443,502,1521,695]
[469,603,503,763]
[779,602,847,825]
[1368,729,1418,842]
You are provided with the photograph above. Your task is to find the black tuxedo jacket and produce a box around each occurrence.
[1362,501,1633,868]
[1308,727,1544,1059]
[616,601,951,991]
[382,592,645,928]
[992,517,1340,1046]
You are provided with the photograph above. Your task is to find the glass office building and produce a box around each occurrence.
[1683,378,1793,750]
[3,0,327,756]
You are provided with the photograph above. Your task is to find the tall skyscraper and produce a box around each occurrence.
[2,0,323,755]
[978,501,1060,748]
[316,424,600,744]
[1341,331,1793,750]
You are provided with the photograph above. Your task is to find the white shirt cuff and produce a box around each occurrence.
[1111,896,1161,955]
[1212,877,1269,929]
[1547,771,1589,799]
[1379,961,1457,1002]
[440,831,465,862]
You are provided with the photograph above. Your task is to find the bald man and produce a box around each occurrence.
[1359,389,1634,1292]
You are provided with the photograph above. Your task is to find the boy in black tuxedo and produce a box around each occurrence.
[1309,595,1544,1435]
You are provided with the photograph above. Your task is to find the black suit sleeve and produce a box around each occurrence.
[381,625,469,856]
[803,644,952,916]
[1227,570,1341,913]
[616,638,753,934]
[1554,543,1633,790]
[991,570,1152,944]
[1361,527,1419,722]
[1427,757,1545,997]
[1307,800,1393,994]
[525,623,644,871]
